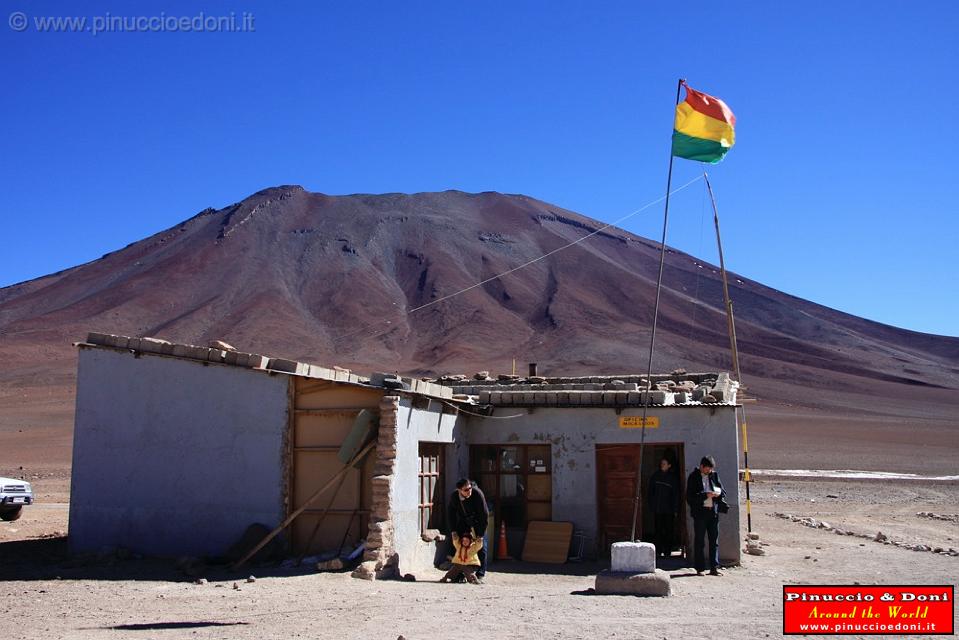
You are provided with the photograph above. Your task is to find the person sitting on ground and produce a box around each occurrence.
[440,529,483,584]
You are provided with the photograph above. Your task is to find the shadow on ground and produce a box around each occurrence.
[106,622,250,631]
[0,536,322,583]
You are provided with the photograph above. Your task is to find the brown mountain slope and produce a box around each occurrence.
[1,186,957,472]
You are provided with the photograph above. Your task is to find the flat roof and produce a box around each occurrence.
[78,332,456,402]
[430,371,739,408]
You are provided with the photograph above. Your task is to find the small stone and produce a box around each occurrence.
[317,558,344,571]
[826,494,839,499]
[874,532,887,542]
[194,578,207,585]
[246,576,256,583]
[745,545,765,556]
[747,532,760,540]
[233,582,240,590]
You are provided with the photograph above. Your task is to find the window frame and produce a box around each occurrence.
[470,444,552,530]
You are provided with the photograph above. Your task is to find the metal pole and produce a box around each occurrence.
[630,77,685,542]
[703,171,752,533]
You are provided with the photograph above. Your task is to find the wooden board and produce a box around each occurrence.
[521,520,573,564]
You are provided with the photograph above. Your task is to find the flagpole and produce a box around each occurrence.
[704,171,752,534]
[630,77,686,543]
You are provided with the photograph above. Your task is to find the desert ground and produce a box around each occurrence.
[2,474,956,640]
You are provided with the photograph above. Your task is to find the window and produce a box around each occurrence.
[418,443,443,533]
[470,444,552,530]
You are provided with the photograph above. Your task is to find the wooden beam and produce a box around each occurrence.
[231,440,376,571]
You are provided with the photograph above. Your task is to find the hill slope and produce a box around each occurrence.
[1,186,957,472]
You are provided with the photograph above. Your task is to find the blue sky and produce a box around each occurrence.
[2,1,957,336]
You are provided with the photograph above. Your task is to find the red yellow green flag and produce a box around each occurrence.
[671,83,736,163]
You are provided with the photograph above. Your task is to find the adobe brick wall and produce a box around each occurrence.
[351,395,400,580]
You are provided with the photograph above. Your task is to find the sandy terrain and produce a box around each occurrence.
[2,477,956,640]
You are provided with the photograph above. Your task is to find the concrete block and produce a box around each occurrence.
[139,337,170,354]
[648,390,667,404]
[594,569,671,596]
[224,350,242,366]
[627,391,640,404]
[188,346,212,361]
[245,354,268,369]
[86,332,112,346]
[127,337,142,351]
[673,391,688,404]
[478,391,491,403]
[172,344,192,358]
[105,335,129,349]
[490,391,502,404]
[611,541,656,573]
[267,358,300,373]
[207,349,227,363]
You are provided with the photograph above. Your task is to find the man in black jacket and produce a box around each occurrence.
[446,478,490,579]
[648,457,680,557]
[686,455,725,576]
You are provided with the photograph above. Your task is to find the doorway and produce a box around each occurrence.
[596,443,686,556]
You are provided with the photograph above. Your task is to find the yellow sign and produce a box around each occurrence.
[618,416,659,429]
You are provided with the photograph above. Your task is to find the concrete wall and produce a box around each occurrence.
[390,397,458,573]
[462,405,741,563]
[69,347,291,557]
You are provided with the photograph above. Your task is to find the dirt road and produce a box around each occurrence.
[2,477,957,639]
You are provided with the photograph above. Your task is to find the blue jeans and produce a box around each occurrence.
[692,513,720,571]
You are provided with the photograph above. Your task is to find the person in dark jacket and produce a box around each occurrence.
[648,457,680,557]
[446,478,490,579]
[686,455,726,576]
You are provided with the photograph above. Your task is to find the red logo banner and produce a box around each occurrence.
[783,585,954,635]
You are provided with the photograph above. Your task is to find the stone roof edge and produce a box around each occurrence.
[76,333,458,403]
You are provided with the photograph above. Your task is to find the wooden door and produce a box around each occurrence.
[596,444,642,550]
[596,443,686,555]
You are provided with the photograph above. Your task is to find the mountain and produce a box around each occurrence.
[1,186,957,473]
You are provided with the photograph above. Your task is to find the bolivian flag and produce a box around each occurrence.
[671,84,735,163]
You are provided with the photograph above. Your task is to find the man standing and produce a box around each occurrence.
[686,455,725,576]
[648,457,680,558]
[446,478,490,580]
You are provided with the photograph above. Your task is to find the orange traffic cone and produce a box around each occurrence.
[496,520,512,560]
